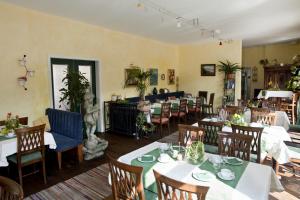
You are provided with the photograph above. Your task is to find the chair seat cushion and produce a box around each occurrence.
[8,152,42,164]
[151,117,169,124]
[204,144,218,154]
[51,132,81,152]
[171,112,185,117]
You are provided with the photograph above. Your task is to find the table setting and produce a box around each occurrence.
[119,141,284,200]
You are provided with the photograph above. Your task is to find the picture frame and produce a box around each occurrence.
[201,64,216,76]
[149,68,158,86]
[124,68,139,86]
[168,69,175,85]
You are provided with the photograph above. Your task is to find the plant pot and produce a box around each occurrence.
[226,73,235,79]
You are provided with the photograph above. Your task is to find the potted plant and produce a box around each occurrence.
[185,141,205,164]
[217,60,241,79]
[125,66,152,111]
[287,54,300,91]
[59,69,90,112]
[136,112,155,137]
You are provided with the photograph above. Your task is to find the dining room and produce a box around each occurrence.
[0,0,300,200]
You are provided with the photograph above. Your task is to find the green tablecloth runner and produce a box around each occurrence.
[152,108,161,115]
[0,135,16,142]
[131,148,162,194]
[199,159,248,188]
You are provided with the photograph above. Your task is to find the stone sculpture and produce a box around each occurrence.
[83,87,108,160]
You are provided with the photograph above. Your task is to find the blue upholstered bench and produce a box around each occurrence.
[46,108,83,169]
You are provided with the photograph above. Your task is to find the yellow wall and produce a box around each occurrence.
[0,2,178,127]
[178,41,242,109]
[242,41,300,97]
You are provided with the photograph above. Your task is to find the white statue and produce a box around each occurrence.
[83,87,108,160]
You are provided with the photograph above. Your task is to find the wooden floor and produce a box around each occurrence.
[0,117,299,199]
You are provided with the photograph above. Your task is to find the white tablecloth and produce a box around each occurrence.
[119,142,284,200]
[0,132,57,167]
[257,90,293,99]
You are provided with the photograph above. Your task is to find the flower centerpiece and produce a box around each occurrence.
[1,113,20,135]
[185,141,205,164]
[231,113,247,126]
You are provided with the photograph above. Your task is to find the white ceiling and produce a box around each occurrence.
[2,0,300,46]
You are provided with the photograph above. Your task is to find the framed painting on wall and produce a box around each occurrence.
[168,69,175,85]
[201,64,216,76]
[149,68,158,85]
[124,68,139,87]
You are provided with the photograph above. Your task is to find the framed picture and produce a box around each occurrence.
[161,74,165,80]
[149,68,158,86]
[168,69,175,85]
[125,68,139,86]
[201,64,216,76]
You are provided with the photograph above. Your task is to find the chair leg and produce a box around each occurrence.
[77,144,83,163]
[57,152,62,170]
[18,164,23,187]
[42,159,47,184]
[160,124,163,138]
[167,122,170,135]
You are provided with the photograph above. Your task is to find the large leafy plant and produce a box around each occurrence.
[59,69,90,112]
[287,55,300,91]
[217,60,241,74]
[125,66,152,101]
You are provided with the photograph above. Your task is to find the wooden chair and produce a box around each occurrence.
[202,93,214,117]
[280,92,299,125]
[152,103,171,138]
[188,97,202,120]
[198,91,208,102]
[0,117,28,126]
[237,99,247,107]
[0,176,24,200]
[231,124,263,163]
[224,106,244,120]
[178,124,205,146]
[171,99,187,123]
[198,121,224,154]
[218,132,253,161]
[250,107,276,125]
[153,170,209,200]
[7,124,47,186]
[107,154,145,200]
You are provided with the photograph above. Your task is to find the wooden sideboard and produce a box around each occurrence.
[264,65,291,89]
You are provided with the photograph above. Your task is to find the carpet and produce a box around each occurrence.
[25,164,112,200]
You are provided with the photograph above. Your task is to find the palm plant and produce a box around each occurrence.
[125,66,152,101]
[59,69,90,112]
[217,60,241,75]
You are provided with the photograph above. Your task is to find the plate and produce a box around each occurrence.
[157,156,171,163]
[192,170,215,182]
[217,171,235,181]
[224,157,243,166]
[137,155,156,163]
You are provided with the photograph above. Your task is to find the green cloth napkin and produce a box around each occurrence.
[171,103,179,112]
[199,159,248,188]
[131,148,162,193]
[0,135,16,142]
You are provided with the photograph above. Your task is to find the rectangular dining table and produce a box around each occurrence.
[119,142,284,200]
[0,132,57,167]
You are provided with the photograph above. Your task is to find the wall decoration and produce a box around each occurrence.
[149,68,158,85]
[17,55,35,90]
[168,69,175,85]
[161,74,165,80]
[125,68,140,86]
[252,66,258,82]
[201,64,216,76]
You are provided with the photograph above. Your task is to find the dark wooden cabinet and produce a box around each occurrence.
[264,65,291,89]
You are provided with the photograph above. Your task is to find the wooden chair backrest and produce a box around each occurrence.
[178,124,205,146]
[0,117,28,126]
[160,103,171,119]
[231,124,263,163]
[195,97,205,109]
[153,170,209,200]
[208,93,215,106]
[250,108,273,124]
[224,106,244,120]
[0,176,24,200]
[15,124,45,159]
[179,99,188,113]
[198,91,208,101]
[107,154,145,200]
[218,132,253,161]
[198,121,224,146]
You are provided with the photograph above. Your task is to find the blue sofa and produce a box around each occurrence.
[46,108,83,169]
